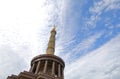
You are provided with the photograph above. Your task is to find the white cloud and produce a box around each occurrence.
[116,24,120,28]
[55,0,87,56]
[62,31,104,63]
[0,0,54,54]
[85,0,120,29]
[89,0,120,14]
[65,34,120,79]
[0,45,28,79]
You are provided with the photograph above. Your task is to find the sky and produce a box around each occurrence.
[0,0,120,79]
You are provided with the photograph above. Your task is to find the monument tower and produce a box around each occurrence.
[7,26,65,79]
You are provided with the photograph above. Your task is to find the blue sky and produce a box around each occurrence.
[0,0,120,79]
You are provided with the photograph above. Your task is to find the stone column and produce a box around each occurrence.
[52,61,55,76]
[43,60,48,73]
[29,63,35,72]
[58,64,61,77]
[46,27,56,55]
[35,61,41,74]
[62,67,64,78]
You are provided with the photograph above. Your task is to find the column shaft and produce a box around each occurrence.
[52,61,55,75]
[43,60,48,73]
[58,64,61,77]
[29,64,35,72]
[35,61,41,74]
[62,67,64,78]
